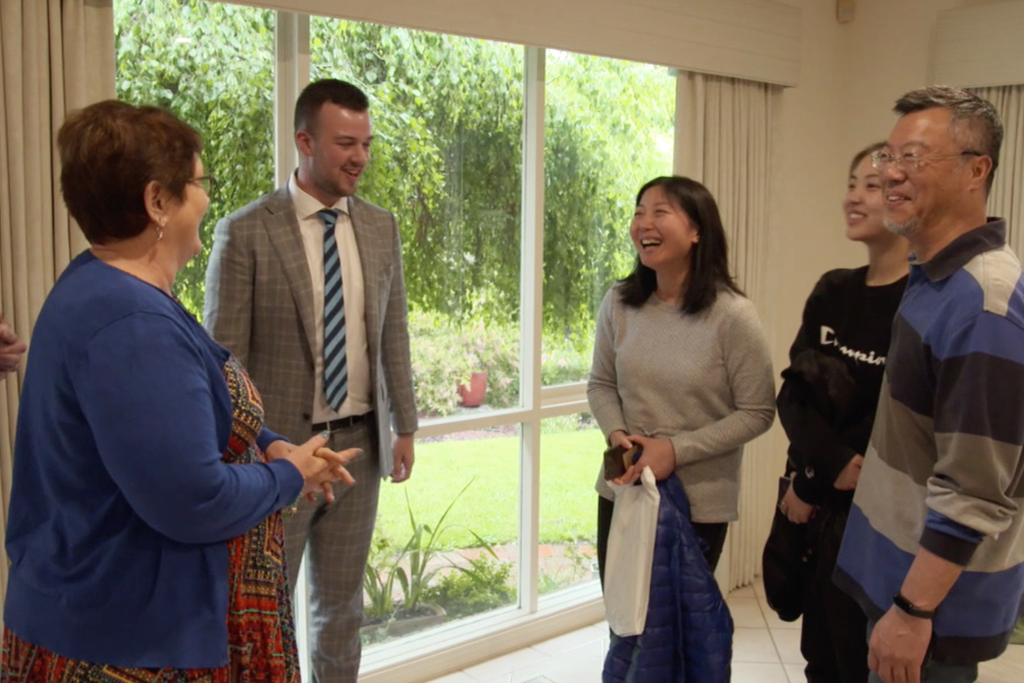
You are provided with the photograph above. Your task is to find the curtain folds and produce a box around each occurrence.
[970,84,1024,258]
[674,70,783,591]
[0,0,115,618]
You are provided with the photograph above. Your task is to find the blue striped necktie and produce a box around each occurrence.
[318,209,347,411]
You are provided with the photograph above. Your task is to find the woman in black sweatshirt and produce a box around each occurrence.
[777,142,910,683]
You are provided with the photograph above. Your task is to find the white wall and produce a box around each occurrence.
[767,0,996,467]
[766,0,850,470]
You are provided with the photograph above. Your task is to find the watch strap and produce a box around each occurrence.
[893,591,937,619]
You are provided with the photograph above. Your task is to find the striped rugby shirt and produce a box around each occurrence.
[835,218,1024,663]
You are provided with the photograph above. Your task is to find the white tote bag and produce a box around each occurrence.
[603,466,661,637]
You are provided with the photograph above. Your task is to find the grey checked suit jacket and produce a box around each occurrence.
[203,186,418,477]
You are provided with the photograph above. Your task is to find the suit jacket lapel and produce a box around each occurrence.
[263,187,317,361]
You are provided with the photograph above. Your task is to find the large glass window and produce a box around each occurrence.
[114,0,275,317]
[114,4,681,674]
[538,413,606,595]
[543,53,675,385]
[368,426,521,644]
[310,17,526,645]
[311,19,525,421]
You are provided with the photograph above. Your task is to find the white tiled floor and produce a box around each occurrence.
[424,577,1024,683]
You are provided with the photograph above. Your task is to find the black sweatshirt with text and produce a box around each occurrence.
[777,266,907,505]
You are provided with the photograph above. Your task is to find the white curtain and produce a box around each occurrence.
[970,85,1024,258]
[0,0,115,617]
[674,70,783,590]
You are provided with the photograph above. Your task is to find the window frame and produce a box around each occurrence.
[262,9,660,680]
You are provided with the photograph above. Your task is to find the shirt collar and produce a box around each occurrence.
[287,171,350,221]
[914,218,1006,283]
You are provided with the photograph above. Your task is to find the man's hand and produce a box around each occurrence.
[611,434,676,484]
[780,479,816,524]
[834,454,864,491]
[869,605,932,683]
[0,317,27,375]
[391,433,414,483]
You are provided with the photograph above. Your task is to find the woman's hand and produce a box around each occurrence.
[833,454,864,491]
[608,430,632,450]
[780,478,815,524]
[300,447,358,503]
[271,433,358,504]
[610,434,676,484]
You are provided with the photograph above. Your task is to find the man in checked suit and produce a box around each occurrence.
[203,79,417,683]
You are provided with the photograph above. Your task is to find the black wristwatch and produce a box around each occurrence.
[893,591,937,619]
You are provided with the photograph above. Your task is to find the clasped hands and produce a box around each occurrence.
[267,432,358,504]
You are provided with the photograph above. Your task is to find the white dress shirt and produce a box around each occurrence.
[288,173,372,421]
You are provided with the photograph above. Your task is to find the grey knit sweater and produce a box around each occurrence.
[588,285,776,522]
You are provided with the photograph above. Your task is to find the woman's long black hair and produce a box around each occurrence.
[618,176,742,315]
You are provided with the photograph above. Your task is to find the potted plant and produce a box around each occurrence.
[456,369,488,407]
[455,322,488,408]
[408,310,520,417]
[454,317,521,408]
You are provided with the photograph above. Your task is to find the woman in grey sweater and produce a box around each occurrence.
[588,176,776,578]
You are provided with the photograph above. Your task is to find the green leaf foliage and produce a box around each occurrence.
[310,20,525,325]
[115,3,673,391]
[115,0,276,321]
[422,556,516,619]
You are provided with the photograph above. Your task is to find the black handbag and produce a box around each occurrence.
[761,475,814,622]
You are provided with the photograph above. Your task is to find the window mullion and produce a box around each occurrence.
[517,45,545,615]
[274,11,309,187]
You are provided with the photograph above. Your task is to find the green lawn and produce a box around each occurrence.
[375,425,606,550]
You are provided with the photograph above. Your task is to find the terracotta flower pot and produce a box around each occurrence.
[457,371,488,407]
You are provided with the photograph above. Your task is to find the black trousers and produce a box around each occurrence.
[595,495,728,589]
[800,504,868,683]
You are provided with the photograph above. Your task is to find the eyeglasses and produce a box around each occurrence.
[871,149,983,174]
[190,175,217,195]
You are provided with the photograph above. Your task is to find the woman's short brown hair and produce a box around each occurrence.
[57,100,202,244]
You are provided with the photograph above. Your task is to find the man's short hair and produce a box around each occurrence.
[894,85,1003,193]
[294,79,370,135]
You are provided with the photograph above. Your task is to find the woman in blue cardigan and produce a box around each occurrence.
[1,101,356,681]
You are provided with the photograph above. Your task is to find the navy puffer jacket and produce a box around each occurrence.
[603,475,733,683]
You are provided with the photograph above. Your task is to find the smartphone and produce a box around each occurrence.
[603,444,643,481]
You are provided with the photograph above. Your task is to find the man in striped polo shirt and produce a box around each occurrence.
[834,86,1024,683]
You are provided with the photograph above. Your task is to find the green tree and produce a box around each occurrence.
[114,4,674,381]
[544,52,674,344]
[309,25,674,338]
[311,21,524,324]
[115,0,275,318]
